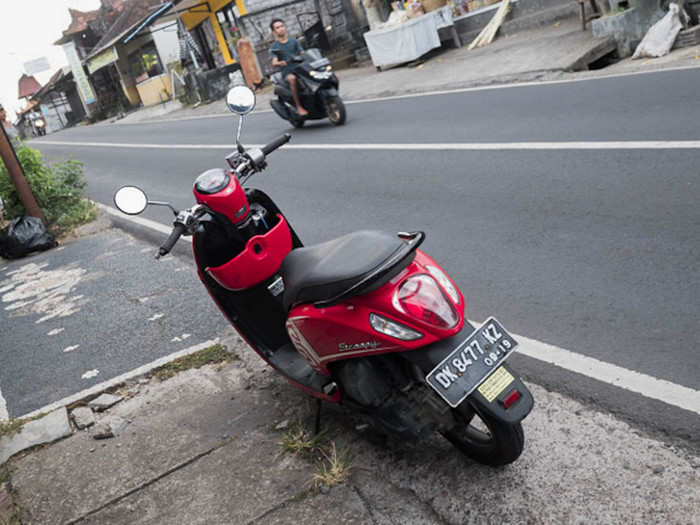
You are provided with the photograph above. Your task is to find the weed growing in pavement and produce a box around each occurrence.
[153,343,232,381]
[277,421,329,458]
[0,465,20,525]
[277,422,353,490]
[0,508,20,525]
[0,465,12,486]
[312,442,352,489]
[0,413,46,439]
[0,143,96,236]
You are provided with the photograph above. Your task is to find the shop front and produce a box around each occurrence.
[154,0,248,102]
[174,0,248,69]
[126,39,173,106]
[87,45,140,116]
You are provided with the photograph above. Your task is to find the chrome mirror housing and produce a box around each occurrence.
[226,86,256,115]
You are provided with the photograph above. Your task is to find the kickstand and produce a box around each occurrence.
[314,398,322,435]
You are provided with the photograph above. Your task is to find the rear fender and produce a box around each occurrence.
[401,324,533,424]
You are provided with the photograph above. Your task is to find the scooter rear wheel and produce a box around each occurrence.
[441,403,524,466]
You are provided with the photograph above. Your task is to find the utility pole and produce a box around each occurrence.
[0,122,46,225]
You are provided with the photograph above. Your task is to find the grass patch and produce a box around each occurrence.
[277,422,353,490]
[0,413,45,440]
[0,465,12,486]
[0,421,23,440]
[0,465,20,525]
[312,442,352,489]
[277,421,329,458]
[153,343,232,381]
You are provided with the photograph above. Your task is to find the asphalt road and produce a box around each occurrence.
[25,67,700,441]
[0,230,223,418]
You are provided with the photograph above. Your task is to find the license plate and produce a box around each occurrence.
[425,317,518,408]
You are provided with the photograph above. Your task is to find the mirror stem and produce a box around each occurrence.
[236,115,244,144]
[149,201,179,215]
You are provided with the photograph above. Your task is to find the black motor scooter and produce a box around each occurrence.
[270,48,346,128]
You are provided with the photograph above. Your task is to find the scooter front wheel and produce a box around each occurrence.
[441,402,524,466]
[327,96,346,126]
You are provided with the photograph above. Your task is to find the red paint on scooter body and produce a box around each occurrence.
[286,250,465,375]
[193,170,250,224]
[206,214,292,290]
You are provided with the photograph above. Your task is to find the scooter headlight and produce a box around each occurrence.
[310,70,332,79]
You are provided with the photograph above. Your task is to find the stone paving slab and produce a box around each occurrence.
[0,407,72,465]
[5,331,698,525]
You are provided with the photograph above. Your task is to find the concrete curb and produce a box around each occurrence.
[0,338,222,469]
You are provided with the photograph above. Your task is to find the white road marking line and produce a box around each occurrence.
[342,63,700,106]
[20,339,219,421]
[81,369,100,379]
[99,203,700,415]
[63,345,80,353]
[36,140,700,150]
[57,63,700,126]
[488,325,700,416]
[0,387,8,421]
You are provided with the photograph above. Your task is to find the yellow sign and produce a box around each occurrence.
[477,366,514,402]
[87,46,119,74]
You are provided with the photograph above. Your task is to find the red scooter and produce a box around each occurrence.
[114,86,533,466]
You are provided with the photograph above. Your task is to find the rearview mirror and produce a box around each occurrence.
[226,86,256,116]
[114,186,148,215]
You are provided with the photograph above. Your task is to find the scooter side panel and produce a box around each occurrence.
[286,251,466,375]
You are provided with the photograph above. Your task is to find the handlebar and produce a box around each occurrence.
[262,133,291,156]
[157,222,186,259]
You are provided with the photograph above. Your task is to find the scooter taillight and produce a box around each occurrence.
[394,275,459,329]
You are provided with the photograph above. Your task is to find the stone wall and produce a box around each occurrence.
[239,0,359,73]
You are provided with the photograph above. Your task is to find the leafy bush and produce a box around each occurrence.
[0,143,96,236]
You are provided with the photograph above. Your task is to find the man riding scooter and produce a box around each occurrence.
[268,20,346,127]
[269,19,307,117]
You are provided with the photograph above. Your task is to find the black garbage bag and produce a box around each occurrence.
[0,216,57,259]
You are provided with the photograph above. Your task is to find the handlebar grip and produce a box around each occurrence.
[262,133,291,156]
[157,222,186,258]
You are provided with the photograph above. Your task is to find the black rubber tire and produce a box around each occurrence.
[327,96,346,126]
[441,403,524,466]
[291,116,305,128]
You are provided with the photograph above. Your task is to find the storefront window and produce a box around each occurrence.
[128,42,164,84]
[217,3,243,61]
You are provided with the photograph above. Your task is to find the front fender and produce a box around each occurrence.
[401,323,534,424]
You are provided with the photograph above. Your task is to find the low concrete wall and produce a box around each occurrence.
[591,3,664,56]
[192,63,242,103]
[452,0,580,44]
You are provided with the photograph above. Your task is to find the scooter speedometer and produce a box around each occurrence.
[194,169,231,195]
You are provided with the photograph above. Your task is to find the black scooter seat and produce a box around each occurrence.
[280,230,415,310]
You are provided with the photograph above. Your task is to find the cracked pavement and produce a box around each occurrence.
[6,331,699,525]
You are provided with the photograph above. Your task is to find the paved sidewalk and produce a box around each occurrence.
[107,18,700,127]
[2,327,699,524]
[0,217,699,524]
